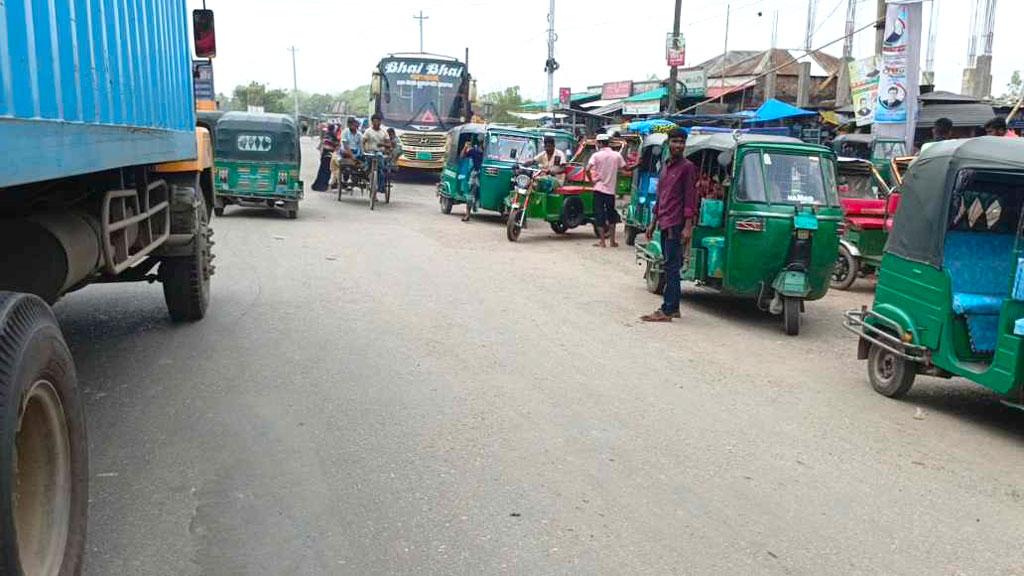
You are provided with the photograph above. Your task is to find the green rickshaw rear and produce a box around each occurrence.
[438,125,539,217]
[214,112,303,219]
[845,137,1024,407]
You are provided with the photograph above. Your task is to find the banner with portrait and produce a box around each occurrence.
[849,57,879,126]
[875,4,910,124]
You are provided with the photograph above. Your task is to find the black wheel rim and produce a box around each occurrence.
[833,255,850,282]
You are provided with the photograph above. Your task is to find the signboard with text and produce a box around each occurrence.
[623,101,661,116]
[679,69,706,98]
[601,81,633,100]
[192,60,214,101]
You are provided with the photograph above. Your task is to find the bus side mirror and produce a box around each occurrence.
[371,73,382,98]
[193,9,216,58]
[469,79,478,104]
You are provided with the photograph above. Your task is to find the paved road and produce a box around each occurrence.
[64,138,1022,575]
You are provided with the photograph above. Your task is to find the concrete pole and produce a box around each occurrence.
[805,0,818,51]
[923,0,938,85]
[289,46,299,121]
[667,0,682,113]
[836,0,856,106]
[546,0,556,113]
[875,0,886,56]
[413,11,429,53]
[766,11,778,101]
[797,62,811,107]
[720,4,730,103]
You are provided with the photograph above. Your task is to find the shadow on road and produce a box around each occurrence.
[900,384,1024,442]
[393,170,441,185]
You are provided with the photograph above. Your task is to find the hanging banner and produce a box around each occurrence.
[875,4,910,124]
[666,33,686,67]
[192,60,215,102]
[623,101,661,116]
[849,56,879,126]
[679,69,707,98]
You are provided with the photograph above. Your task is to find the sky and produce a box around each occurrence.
[189,0,1022,102]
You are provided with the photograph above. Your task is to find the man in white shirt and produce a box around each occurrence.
[524,136,567,192]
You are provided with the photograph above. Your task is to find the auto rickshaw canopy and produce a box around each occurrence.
[215,112,300,163]
[886,136,1024,268]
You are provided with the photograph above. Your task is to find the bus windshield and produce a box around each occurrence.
[379,57,467,130]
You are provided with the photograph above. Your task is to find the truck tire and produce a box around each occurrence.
[162,188,212,322]
[0,292,88,576]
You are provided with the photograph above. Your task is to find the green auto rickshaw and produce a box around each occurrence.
[526,127,577,157]
[636,133,842,335]
[845,137,1024,407]
[438,124,539,217]
[623,133,668,246]
[214,112,303,219]
[832,133,907,186]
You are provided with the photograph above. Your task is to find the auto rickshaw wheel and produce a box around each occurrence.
[214,206,224,217]
[440,196,453,214]
[644,261,665,295]
[625,226,639,246]
[782,297,801,336]
[562,197,584,228]
[550,221,568,234]
[831,245,858,290]
[507,209,523,242]
[867,343,916,398]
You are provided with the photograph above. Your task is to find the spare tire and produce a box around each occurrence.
[0,292,88,576]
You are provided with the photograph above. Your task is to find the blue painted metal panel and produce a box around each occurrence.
[0,0,196,187]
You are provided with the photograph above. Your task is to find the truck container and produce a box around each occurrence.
[0,2,215,573]
[0,0,197,187]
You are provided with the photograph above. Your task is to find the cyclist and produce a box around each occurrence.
[362,114,392,191]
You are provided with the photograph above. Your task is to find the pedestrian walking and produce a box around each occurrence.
[641,128,697,322]
[587,134,627,247]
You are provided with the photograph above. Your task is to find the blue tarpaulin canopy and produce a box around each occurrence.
[624,118,676,135]
[743,98,816,123]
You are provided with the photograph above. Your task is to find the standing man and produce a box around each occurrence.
[460,136,484,222]
[587,134,627,247]
[641,128,697,322]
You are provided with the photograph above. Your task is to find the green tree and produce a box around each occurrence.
[481,86,524,124]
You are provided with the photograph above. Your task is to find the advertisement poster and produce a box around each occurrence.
[192,60,215,101]
[559,87,571,108]
[848,56,879,126]
[666,33,686,67]
[680,69,707,98]
[875,4,910,124]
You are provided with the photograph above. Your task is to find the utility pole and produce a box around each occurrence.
[923,0,939,85]
[836,0,857,107]
[288,46,299,121]
[766,10,778,100]
[804,0,818,50]
[413,11,429,53]
[875,0,886,56]
[545,0,557,113]
[667,0,683,114]
[720,3,730,103]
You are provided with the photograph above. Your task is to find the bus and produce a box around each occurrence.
[371,53,476,171]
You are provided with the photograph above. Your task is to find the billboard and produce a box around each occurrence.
[680,69,706,98]
[875,5,910,124]
[602,81,633,100]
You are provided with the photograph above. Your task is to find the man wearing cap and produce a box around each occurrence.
[587,134,627,247]
[642,128,697,322]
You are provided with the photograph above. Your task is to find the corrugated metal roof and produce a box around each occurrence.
[917,103,995,127]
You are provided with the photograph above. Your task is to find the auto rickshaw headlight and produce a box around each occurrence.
[514,174,531,189]
[217,168,228,182]
[278,172,288,185]
[797,229,811,240]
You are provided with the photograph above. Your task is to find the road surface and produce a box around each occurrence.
[62,138,1023,575]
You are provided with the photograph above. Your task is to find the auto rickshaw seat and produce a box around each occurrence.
[943,231,1016,353]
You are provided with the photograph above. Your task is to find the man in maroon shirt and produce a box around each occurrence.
[642,128,698,322]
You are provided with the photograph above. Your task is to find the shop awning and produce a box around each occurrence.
[743,98,816,123]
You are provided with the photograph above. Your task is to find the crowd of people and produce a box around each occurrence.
[311,114,403,192]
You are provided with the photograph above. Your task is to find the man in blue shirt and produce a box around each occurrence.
[460,136,484,222]
[334,117,363,188]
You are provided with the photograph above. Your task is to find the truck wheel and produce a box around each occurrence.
[162,189,212,322]
[644,261,665,295]
[0,293,88,576]
[868,343,916,398]
[831,245,858,290]
[783,296,801,336]
[440,196,453,215]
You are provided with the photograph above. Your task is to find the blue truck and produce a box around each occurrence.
[0,2,215,572]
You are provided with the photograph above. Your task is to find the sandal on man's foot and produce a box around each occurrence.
[640,309,673,322]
